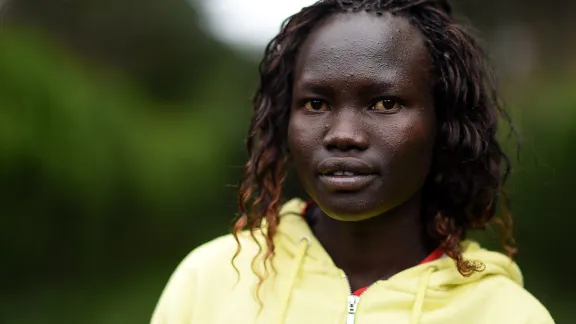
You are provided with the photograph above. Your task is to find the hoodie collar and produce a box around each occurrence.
[273,198,523,288]
[274,198,338,270]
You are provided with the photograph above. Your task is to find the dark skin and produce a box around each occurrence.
[288,12,438,291]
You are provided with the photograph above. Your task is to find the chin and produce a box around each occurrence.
[314,193,386,222]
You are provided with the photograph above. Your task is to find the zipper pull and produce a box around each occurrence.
[346,295,360,324]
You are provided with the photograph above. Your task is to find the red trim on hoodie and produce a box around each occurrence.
[301,200,444,297]
[352,247,444,296]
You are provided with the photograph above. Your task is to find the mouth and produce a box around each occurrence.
[322,170,367,176]
[317,158,377,191]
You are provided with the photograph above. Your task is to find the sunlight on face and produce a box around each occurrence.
[198,0,316,48]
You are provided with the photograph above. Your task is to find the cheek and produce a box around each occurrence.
[380,110,436,165]
[288,114,322,196]
[287,113,318,166]
[287,114,301,155]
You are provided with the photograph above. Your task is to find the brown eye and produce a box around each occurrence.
[372,99,400,112]
[304,100,329,111]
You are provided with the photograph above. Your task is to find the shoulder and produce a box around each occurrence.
[472,275,554,323]
[179,234,240,270]
[151,233,260,324]
[448,241,555,323]
[181,231,263,271]
[163,231,263,287]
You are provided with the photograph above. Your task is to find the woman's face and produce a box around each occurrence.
[288,12,436,222]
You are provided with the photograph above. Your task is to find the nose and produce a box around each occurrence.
[323,111,369,152]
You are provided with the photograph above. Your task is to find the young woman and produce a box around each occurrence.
[151,1,554,323]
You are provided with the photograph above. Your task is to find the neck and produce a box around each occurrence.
[309,192,436,290]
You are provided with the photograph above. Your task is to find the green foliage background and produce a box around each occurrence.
[1,0,574,323]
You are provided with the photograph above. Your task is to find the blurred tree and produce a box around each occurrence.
[0,1,257,321]
[0,0,574,323]
[4,0,257,101]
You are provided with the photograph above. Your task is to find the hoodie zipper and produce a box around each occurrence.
[346,294,360,324]
[343,273,377,324]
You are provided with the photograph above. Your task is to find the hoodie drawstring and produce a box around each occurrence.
[410,266,437,324]
[276,235,311,324]
[274,233,437,324]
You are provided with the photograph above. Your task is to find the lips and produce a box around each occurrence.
[329,171,361,176]
[317,158,377,191]
[318,157,375,176]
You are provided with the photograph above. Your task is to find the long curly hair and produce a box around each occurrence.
[233,0,516,283]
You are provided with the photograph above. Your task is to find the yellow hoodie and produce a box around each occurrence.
[151,198,554,324]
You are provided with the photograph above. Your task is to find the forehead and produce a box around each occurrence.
[294,12,430,85]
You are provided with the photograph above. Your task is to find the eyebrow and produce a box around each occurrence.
[293,81,336,97]
[293,77,398,97]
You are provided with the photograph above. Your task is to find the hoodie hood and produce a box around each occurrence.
[275,198,522,286]
[273,198,525,324]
